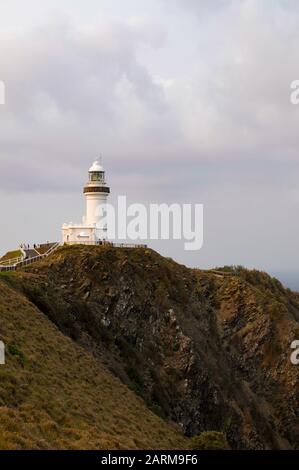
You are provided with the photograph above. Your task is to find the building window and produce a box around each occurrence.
[89,171,104,182]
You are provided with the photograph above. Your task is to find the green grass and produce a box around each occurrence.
[7,345,26,367]
[189,432,229,450]
[0,278,188,450]
[0,271,15,278]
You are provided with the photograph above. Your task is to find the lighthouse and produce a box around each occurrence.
[84,160,110,238]
[62,160,110,244]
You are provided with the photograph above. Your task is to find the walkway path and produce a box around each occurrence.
[0,242,60,272]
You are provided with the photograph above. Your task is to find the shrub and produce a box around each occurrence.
[8,345,26,367]
[189,431,229,450]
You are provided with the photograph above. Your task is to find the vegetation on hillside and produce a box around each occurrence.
[0,250,22,262]
[189,432,229,450]
[0,278,188,450]
[0,245,298,450]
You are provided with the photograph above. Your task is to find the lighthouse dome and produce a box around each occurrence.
[89,160,104,172]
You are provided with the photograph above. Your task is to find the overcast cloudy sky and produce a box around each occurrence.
[1,0,299,286]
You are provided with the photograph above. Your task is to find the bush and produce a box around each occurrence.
[189,431,229,450]
[8,345,26,367]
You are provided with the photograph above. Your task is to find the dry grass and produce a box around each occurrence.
[0,279,187,450]
[0,250,22,262]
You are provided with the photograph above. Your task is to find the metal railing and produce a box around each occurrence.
[0,240,147,273]
[0,255,24,267]
[113,243,147,249]
[64,241,147,249]
[0,265,16,272]
[0,242,61,272]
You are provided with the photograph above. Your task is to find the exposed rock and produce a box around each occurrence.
[19,245,299,450]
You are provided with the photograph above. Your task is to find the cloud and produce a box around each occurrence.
[166,0,299,17]
[0,16,182,191]
[166,0,231,16]
[1,1,299,274]
[158,0,299,162]
[1,2,299,194]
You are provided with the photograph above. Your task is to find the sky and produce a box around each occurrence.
[1,0,299,286]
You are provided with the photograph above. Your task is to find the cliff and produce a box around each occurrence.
[1,245,298,449]
[0,272,187,449]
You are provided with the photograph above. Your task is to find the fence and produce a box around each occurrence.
[0,242,60,272]
[64,241,147,249]
[0,241,148,273]
[0,255,24,267]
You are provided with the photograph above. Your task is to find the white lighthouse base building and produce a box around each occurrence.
[62,160,110,244]
[62,223,100,244]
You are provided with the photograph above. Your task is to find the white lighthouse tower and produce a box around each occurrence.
[62,160,110,244]
[84,160,110,239]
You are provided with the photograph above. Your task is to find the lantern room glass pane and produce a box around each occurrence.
[89,171,104,182]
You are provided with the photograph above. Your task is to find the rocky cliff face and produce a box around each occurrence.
[0,275,187,450]
[16,245,299,449]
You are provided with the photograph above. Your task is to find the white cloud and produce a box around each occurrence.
[1,2,299,193]
[158,0,299,161]
[0,16,181,191]
[1,1,299,274]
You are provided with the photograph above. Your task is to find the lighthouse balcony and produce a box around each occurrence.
[83,186,110,194]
